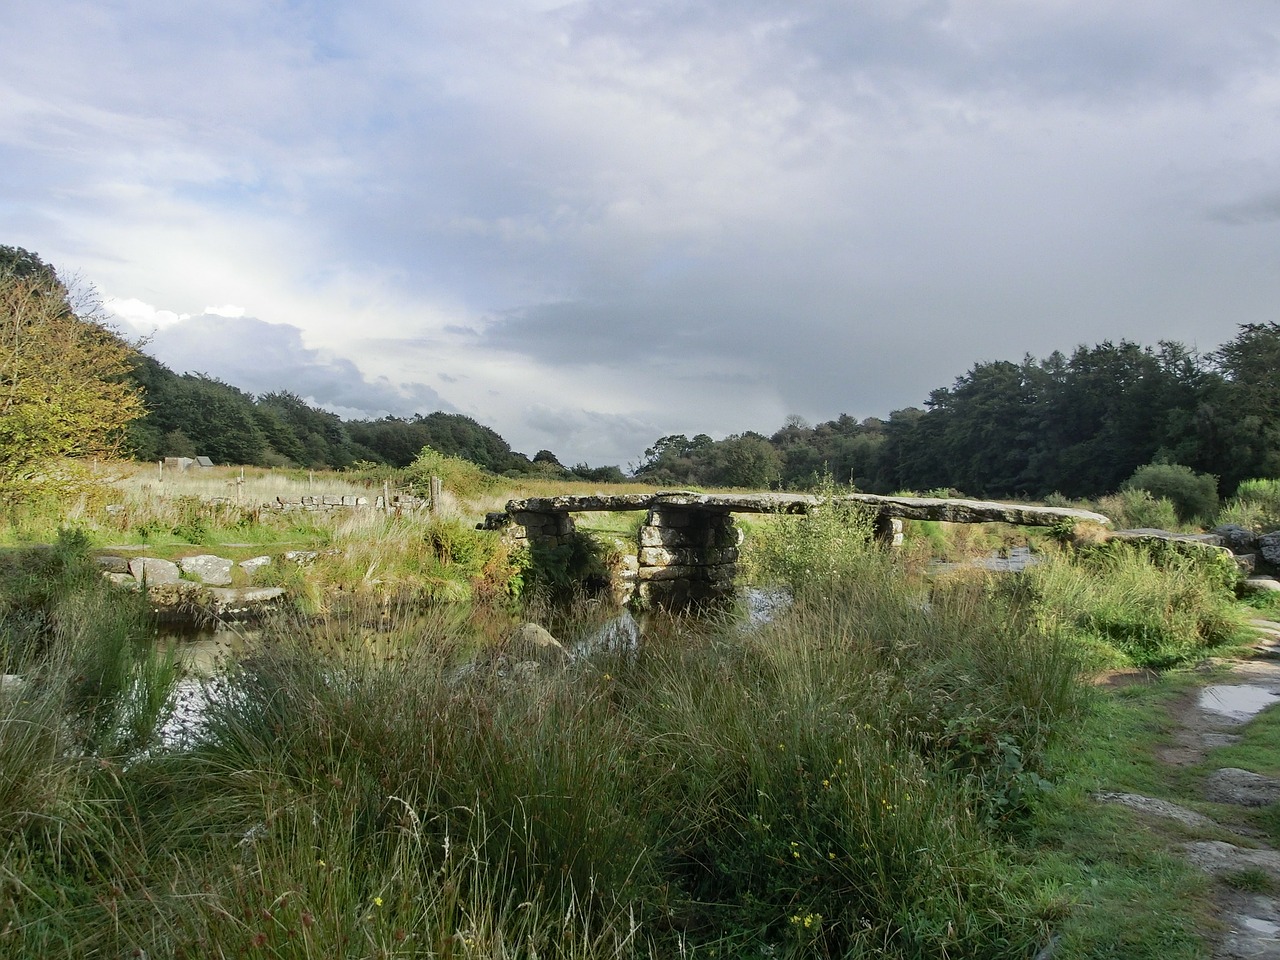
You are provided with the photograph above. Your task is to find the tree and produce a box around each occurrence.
[707,433,783,488]
[0,248,144,503]
[1205,322,1280,491]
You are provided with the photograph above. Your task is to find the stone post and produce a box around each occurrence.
[636,505,739,608]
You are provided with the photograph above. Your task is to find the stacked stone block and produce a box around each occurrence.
[504,510,578,550]
[636,506,739,607]
[261,494,427,513]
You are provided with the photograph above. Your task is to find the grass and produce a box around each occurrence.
[3,469,1275,957]
[0,524,1100,957]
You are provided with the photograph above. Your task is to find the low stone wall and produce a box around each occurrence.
[503,509,577,548]
[203,494,429,514]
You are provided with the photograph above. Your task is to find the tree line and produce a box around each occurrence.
[633,331,1280,499]
[4,242,1278,501]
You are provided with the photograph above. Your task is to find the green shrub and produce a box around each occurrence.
[1099,488,1180,530]
[1223,478,1280,532]
[404,445,498,501]
[745,492,879,591]
[1121,463,1218,525]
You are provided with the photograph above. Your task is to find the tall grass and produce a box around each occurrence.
[0,522,1095,957]
[1009,539,1244,668]
[1218,477,1280,533]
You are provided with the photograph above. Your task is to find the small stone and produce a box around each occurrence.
[283,550,318,565]
[239,555,273,576]
[94,555,130,574]
[0,674,27,698]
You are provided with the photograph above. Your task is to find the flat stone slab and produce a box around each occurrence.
[94,555,130,574]
[1207,769,1280,807]
[178,554,233,586]
[205,587,286,616]
[1244,577,1280,594]
[503,491,1110,526]
[1184,840,1280,878]
[128,557,181,585]
[1094,791,1217,828]
[1110,529,1234,555]
[239,556,272,575]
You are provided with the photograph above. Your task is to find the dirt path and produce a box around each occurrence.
[1097,619,1280,959]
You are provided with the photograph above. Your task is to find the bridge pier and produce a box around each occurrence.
[637,505,740,608]
[504,509,577,549]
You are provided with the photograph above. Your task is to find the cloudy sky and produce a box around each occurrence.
[4,2,1280,466]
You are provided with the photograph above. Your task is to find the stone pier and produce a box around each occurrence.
[636,504,741,607]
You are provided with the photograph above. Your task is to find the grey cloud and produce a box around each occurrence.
[519,405,663,468]
[8,0,1280,467]
[142,315,450,419]
[1207,193,1280,225]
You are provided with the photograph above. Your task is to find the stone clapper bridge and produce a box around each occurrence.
[480,491,1109,607]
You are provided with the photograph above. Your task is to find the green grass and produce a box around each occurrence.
[3,498,1271,957]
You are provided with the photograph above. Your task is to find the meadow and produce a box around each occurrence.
[0,464,1275,957]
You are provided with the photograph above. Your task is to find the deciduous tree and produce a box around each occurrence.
[0,247,144,503]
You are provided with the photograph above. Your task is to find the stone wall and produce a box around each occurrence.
[203,494,428,514]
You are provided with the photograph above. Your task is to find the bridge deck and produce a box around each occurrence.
[504,491,1109,527]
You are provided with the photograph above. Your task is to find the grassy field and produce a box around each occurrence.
[0,464,1272,956]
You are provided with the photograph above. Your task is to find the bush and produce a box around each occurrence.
[1224,478,1280,532]
[1098,489,1180,531]
[404,445,497,501]
[1121,463,1218,525]
[744,482,879,591]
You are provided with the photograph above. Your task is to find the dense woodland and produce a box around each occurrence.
[4,244,1278,500]
[633,330,1280,498]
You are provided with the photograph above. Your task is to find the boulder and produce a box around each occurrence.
[1213,524,1259,554]
[1243,576,1280,594]
[504,623,569,667]
[1260,531,1280,565]
[178,554,233,586]
[128,557,180,585]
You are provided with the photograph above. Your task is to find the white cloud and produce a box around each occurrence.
[203,304,246,318]
[104,297,191,330]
